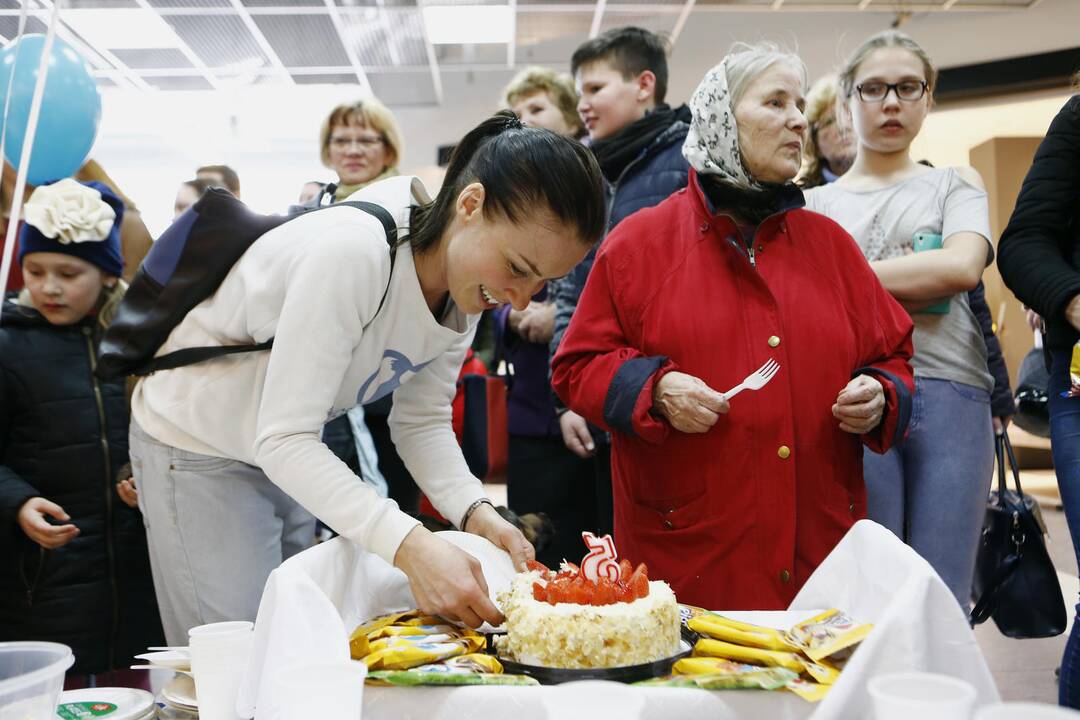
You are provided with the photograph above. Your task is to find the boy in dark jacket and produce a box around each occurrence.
[549,27,692,535]
[0,179,163,686]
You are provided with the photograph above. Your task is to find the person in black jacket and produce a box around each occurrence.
[0,179,163,686]
[997,91,1080,709]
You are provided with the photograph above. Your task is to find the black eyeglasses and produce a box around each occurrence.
[854,80,928,103]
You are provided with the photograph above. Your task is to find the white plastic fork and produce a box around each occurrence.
[722,358,780,400]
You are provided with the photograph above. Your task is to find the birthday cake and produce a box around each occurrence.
[497,534,681,669]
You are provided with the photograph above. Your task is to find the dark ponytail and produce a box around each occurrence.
[408,110,605,254]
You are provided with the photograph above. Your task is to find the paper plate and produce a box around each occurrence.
[435,530,517,632]
[134,650,190,671]
[56,687,156,720]
[161,674,198,711]
[492,628,697,685]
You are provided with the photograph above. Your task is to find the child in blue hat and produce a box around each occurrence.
[0,178,164,686]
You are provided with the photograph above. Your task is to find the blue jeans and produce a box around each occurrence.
[863,377,994,608]
[1050,349,1080,708]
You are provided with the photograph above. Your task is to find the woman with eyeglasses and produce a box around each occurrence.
[805,31,996,609]
[318,98,404,204]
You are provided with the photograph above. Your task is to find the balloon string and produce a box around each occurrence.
[0,0,62,327]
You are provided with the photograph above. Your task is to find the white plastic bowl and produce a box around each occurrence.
[0,641,74,720]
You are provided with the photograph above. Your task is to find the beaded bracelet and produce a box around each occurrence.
[460,498,495,532]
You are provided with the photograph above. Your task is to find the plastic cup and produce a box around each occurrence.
[540,680,645,720]
[0,642,74,720]
[276,661,367,720]
[869,672,977,720]
[976,703,1080,719]
[188,622,254,720]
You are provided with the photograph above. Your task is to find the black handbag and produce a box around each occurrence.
[1014,345,1051,438]
[969,432,1066,638]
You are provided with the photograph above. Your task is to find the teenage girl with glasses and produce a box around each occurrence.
[805,31,996,609]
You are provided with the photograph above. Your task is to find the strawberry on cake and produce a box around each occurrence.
[497,534,681,669]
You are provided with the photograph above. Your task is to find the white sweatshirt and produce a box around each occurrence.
[131,176,485,564]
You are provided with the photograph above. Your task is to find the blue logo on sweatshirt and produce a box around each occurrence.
[357,350,431,405]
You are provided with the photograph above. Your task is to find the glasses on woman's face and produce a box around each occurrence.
[853,80,928,103]
[330,134,385,151]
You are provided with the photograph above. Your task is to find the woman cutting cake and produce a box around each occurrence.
[129,112,606,643]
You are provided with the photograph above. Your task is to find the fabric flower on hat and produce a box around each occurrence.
[23,177,117,244]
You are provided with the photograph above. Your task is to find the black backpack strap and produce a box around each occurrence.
[133,202,399,377]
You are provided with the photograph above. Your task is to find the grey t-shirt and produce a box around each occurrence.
[805,167,994,392]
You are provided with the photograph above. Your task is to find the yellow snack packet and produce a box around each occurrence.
[689,614,801,653]
[349,632,370,660]
[786,678,831,703]
[693,638,805,674]
[367,624,458,640]
[786,609,872,663]
[1068,342,1080,397]
[363,639,482,671]
[416,653,503,675]
[803,659,841,685]
[644,659,796,690]
[368,633,485,655]
[678,603,710,629]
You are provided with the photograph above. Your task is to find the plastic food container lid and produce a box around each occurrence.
[56,687,156,720]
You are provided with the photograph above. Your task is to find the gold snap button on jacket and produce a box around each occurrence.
[780,569,791,583]
[777,445,791,459]
[768,335,780,348]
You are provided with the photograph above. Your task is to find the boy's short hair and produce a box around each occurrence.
[196,164,240,196]
[502,67,584,135]
[571,27,669,104]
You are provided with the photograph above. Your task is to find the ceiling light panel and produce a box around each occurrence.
[251,14,351,66]
[164,14,269,67]
[61,8,183,49]
[422,5,513,44]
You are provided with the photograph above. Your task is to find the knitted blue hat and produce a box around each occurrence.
[17,179,125,277]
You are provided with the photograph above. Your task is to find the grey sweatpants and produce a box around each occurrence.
[129,420,315,646]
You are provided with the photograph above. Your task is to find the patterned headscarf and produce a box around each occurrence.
[682,57,759,190]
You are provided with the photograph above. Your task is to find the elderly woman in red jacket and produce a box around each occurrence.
[551,42,915,611]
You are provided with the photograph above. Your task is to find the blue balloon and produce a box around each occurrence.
[0,34,101,185]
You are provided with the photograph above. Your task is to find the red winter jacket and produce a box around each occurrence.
[551,171,914,611]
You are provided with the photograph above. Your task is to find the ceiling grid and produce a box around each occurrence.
[0,0,1041,104]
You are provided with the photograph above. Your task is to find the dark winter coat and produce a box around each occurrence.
[0,295,163,674]
[998,95,1080,351]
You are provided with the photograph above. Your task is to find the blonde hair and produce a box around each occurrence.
[17,279,126,331]
[502,67,584,136]
[838,30,938,99]
[319,97,404,169]
[799,74,843,188]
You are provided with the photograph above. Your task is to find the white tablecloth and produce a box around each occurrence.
[237,520,999,719]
